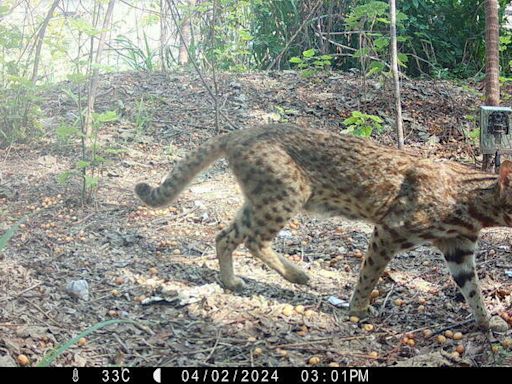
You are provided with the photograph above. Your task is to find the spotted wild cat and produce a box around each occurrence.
[135,124,510,331]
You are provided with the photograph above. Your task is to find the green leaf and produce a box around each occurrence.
[367,61,385,76]
[398,53,409,67]
[76,160,90,169]
[289,57,303,64]
[357,126,373,137]
[92,155,106,164]
[353,47,370,58]
[57,171,73,185]
[302,49,315,58]
[239,29,253,41]
[56,124,79,140]
[94,110,118,123]
[85,175,99,189]
[469,129,480,139]
[374,37,389,50]
[368,115,383,123]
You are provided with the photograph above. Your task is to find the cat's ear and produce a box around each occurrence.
[499,160,512,198]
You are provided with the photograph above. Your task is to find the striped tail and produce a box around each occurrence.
[135,134,228,207]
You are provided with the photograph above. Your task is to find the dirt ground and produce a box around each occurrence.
[1,71,511,367]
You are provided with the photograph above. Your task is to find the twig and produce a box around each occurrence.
[165,0,236,131]
[132,321,155,336]
[89,286,137,304]
[326,36,389,69]
[1,144,13,163]
[21,297,62,327]
[431,319,474,335]
[378,282,395,316]
[113,333,131,353]
[203,329,222,363]
[271,334,385,350]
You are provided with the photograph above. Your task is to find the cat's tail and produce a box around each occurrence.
[135,134,229,208]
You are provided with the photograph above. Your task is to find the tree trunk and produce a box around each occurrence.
[389,0,404,149]
[160,0,168,71]
[31,0,61,83]
[178,0,196,65]
[483,0,500,171]
[84,0,115,136]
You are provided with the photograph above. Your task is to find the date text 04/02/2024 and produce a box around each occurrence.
[178,368,369,383]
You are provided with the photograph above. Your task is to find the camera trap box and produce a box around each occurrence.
[480,105,512,154]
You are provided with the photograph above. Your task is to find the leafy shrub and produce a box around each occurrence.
[289,49,332,77]
[342,111,383,138]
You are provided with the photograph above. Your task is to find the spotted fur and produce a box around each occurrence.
[135,124,512,331]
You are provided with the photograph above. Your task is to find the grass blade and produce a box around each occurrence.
[37,319,141,367]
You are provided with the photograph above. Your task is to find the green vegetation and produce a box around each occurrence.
[1,0,511,157]
[289,49,332,77]
[37,319,141,367]
[342,111,384,138]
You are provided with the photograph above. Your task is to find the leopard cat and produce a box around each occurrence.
[135,123,511,331]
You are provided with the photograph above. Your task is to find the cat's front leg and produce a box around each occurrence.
[349,225,401,318]
[436,237,508,332]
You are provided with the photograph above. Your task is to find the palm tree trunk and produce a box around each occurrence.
[389,0,404,150]
[483,0,500,171]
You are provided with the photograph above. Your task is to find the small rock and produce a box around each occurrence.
[327,296,349,308]
[277,229,292,239]
[65,280,89,301]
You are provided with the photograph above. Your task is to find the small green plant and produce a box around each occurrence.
[274,105,298,122]
[0,76,43,146]
[55,123,80,147]
[114,33,157,71]
[289,49,332,77]
[468,129,480,144]
[57,104,118,200]
[463,114,480,145]
[342,111,383,138]
[345,1,408,77]
[134,97,151,135]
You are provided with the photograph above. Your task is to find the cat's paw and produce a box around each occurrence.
[489,315,509,332]
[349,305,377,319]
[285,268,310,285]
[221,276,246,292]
